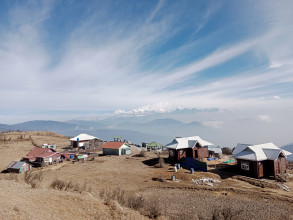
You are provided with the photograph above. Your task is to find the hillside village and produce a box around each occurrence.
[1,130,293,220]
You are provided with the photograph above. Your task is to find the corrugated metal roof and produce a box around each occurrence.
[283,149,292,156]
[102,142,125,149]
[232,143,251,155]
[233,149,258,160]
[23,147,57,161]
[208,146,222,154]
[166,136,213,150]
[147,141,162,147]
[70,134,101,141]
[7,161,27,169]
[36,152,58,159]
[263,149,283,160]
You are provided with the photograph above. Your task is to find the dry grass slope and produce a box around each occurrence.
[0,131,293,220]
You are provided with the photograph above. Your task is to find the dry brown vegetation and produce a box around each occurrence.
[0,131,293,220]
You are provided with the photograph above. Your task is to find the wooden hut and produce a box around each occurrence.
[166,136,213,162]
[233,143,292,178]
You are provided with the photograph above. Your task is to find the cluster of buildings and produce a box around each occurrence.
[165,136,292,179]
[5,132,292,180]
[6,134,132,173]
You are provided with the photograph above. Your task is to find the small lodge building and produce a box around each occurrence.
[102,142,131,156]
[70,134,102,148]
[142,141,163,151]
[35,152,62,166]
[233,143,292,179]
[22,147,58,163]
[7,161,32,173]
[22,147,62,166]
[166,136,214,162]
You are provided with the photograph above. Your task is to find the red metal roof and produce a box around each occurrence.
[102,142,125,149]
[36,152,60,159]
[23,147,57,161]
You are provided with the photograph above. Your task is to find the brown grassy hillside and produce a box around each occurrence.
[0,131,70,170]
[0,131,293,220]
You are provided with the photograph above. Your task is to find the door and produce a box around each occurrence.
[186,148,193,158]
[258,162,264,178]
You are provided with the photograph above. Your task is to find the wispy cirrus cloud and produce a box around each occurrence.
[0,0,293,127]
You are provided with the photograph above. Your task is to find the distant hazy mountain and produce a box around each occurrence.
[0,120,168,144]
[15,120,73,132]
[0,123,13,132]
[0,115,211,145]
[281,143,293,161]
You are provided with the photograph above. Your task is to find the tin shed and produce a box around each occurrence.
[7,161,32,173]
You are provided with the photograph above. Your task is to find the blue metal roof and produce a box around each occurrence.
[8,161,26,169]
[263,149,282,160]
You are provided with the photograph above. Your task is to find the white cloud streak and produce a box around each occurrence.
[0,0,293,121]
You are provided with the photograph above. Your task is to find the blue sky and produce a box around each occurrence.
[1,0,293,145]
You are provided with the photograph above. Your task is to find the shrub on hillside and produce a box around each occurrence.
[24,172,43,188]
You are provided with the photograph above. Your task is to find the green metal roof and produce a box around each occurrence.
[147,141,162,147]
[114,136,122,139]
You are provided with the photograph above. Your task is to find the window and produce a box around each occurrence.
[241,162,249,170]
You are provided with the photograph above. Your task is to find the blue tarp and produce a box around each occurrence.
[207,157,217,161]
[223,159,234,163]
[180,157,207,172]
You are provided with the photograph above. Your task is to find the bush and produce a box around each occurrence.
[144,199,162,219]
[127,195,145,211]
[102,188,126,205]
[100,188,164,219]
[50,179,66,190]
[24,172,43,188]
[50,179,87,194]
